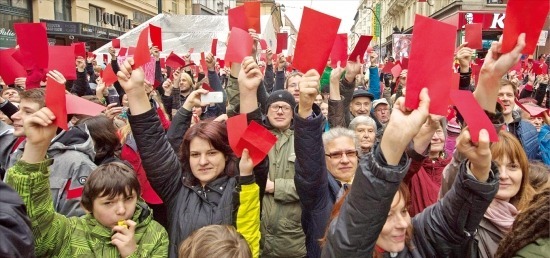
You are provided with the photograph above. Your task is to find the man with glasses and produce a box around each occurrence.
[372,98,391,126]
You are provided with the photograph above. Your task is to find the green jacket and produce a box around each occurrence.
[513,238,550,258]
[6,160,169,257]
[260,129,306,258]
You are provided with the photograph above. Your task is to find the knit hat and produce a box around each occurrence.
[265,90,296,113]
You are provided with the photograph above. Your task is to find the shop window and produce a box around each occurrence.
[54,0,72,21]
[0,0,8,5]
[89,5,103,26]
[0,0,29,9]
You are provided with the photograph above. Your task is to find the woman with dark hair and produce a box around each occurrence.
[76,115,122,165]
[117,56,267,258]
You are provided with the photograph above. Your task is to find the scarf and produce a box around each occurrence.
[483,198,518,233]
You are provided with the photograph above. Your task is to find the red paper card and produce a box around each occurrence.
[228,5,247,31]
[202,82,213,92]
[348,35,373,62]
[112,38,120,48]
[390,64,402,79]
[276,33,288,54]
[200,52,208,73]
[381,62,395,73]
[128,47,136,56]
[160,57,166,69]
[14,23,49,69]
[401,58,409,69]
[450,90,498,142]
[11,49,33,69]
[235,121,277,166]
[48,46,77,80]
[211,38,218,56]
[406,15,457,115]
[0,49,26,85]
[225,27,253,64]
[133,28,151,68]
[45,79,68,131]
[227,113,248,155]
[119,47,128,56]
[102,64,118,86]
[149,24,162,51]
[259,39,268,50]
[166,51,186,68]
[72,43,86,59]
[293,7,341,74]
[86,52,95,59]
[448,72,460,105]
[330,34,348,68]
[103,54,108,64]
[244,1,261,33]
[472,63,481,86]
[66,94,107,116]
[515,99,548,117]
[465,23,482,49]
[502,0,549,54]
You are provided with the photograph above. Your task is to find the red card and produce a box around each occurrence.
[276,33,288,54]
[381,62,395,73]
[200,52,208,73]
[448,72,460,105]
[45,79,68,131]
[228,5,247,31]
[160,57,166,69]
[14,23,49,69]
[259,39,268,50]
[66,94,107,116]
[202,82,213,92]
[244,1,261,33]
[101,64,118,86]
[401,58,409,69]
[133,28,151,68]
[406,15,457,115]
[112,38,120,48]
[0,49,26,85]
[11,49,33,69]
[128,47,136,56]
[48,46,77,80]
[72,43,86,59]
[211,38,218,56]
[515,99,548,117]
[502,0,549,54]
[119,47,128,56]
[465,23,482,49]
[149,24,162,51]
[390,64,402,79]
[219,59,225,68]
[330,34,348,68]
[348,35,373,62]
[235,121,277,166]
[293,7,341,74]
[225,27,253,64]
[450,90,498,142]
[227,113,248,155]
[472,63,481,86]
[166,51,186,68]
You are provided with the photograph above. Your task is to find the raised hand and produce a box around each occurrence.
[104,103,124,120]
[205,52,216,71]
[381,88,430,165]
[76,57,86,72]
[456,127,492,182]
[161,79,173,96]
[239,149,253,177]
[345,56,362,83]
[456,43,474,73]
[109,47,116,59]
[46,70,67,85]
[116,58,145,96]
[266,48,273,65]
[182,88,209,111]
[329,61,344,101]
[298,69,320,118]
[277,55,286,71]
[238,56,262,93]
[150,46,160,60]
[21,107,57,163]
[111,220,138,258]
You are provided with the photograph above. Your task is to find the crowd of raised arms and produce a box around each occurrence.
[0,3,549,258]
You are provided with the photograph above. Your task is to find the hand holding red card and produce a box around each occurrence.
[101,64,118,86]
[149,24,162,51]
[465,23,482,49]
[211,38,218,56]
[45,79,68,131]
[133,28,151,68]
[450,90,498,142]
[501,0,549,54]
[225,27,253,64]
[72,43,86,59]
[348,35,373,62]
[330,34,348,69]
[276,33,288,54]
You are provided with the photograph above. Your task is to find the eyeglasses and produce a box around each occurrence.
[325,150,358,160]
[375,108,390,113]
[269,105,292,113]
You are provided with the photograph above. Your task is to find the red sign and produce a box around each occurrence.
[458,12,505,30]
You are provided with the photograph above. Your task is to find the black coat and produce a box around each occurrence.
[0,181,35,258]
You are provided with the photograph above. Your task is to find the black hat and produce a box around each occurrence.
[352,89,374,101]
[265,90,296,113]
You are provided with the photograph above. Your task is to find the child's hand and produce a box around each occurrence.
[111,219,137,258]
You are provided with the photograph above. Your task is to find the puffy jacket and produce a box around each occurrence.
[538,124,550,165]
[0,180,34,258]
[294,105,346,258]
[128,107,267,258]
[367,66,381,100]
[260,128,306,258]
[322,145,499,257]
[506,114,541,160]
[6,159,168,257]
[7,125,97,217]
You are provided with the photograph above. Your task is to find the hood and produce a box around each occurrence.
[0,121,14,136]
[48,124,96,161]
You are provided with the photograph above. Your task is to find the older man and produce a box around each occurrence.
[372,98,390,125]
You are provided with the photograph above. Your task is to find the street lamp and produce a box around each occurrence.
[364,6,382,62]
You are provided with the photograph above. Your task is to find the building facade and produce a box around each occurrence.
[350,0,374,52]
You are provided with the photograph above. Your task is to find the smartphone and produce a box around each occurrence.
[200,92,223,104]
[108,95,120,106]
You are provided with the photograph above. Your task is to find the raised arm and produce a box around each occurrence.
[328,62,346,128]
[118,58,184,202]
[273,55,286,92]
[264,49,275,93]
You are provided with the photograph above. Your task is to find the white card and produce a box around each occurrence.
[200,92,223,103]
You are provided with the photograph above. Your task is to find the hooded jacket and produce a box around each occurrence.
[507,112,541,161]
[0,121,17,179]
[7,125,97,217]
[0,180,34,258]
[6,159,168,257]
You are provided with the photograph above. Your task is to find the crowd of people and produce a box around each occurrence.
[0,20,549,258]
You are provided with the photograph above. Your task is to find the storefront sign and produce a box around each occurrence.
[43,20,80,34]
[96,10,133,30]
[0,27,16,48]
[458,12,505,30]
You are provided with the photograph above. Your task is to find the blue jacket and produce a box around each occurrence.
[507,114,541,161]
[539,125,550,165]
